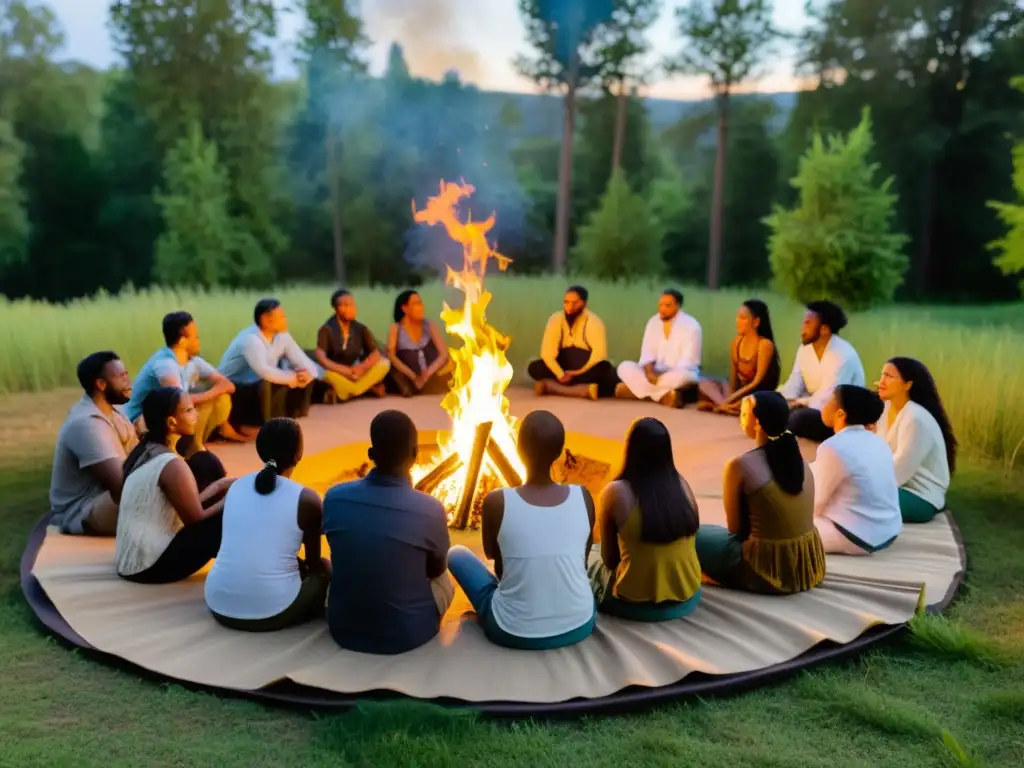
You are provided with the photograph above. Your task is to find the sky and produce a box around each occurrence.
[52,0,811,100]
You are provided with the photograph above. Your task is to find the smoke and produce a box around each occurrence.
[366,0,484,83]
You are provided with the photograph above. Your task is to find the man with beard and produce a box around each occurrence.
[616,289,703,408]
[49,351,140,535]
[779,300,866,442]
[527,285,618,400]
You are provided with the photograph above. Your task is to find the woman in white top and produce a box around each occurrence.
[811,385,902,555]
[876,357,956,523]
[205,418,330,631]
[447,411,597,650]
[116,387,233,583]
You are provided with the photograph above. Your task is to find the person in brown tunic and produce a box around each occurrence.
[698,299,781,415]
[314,289,391,402]
[695,391,826,594]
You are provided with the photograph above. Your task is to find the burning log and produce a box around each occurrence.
[414,452,463,496]
[452,421,494,530]
[486,438,522,488]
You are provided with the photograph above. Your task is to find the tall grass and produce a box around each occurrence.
[1,277,1022,466]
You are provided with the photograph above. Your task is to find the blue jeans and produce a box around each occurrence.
[446,545,596,650]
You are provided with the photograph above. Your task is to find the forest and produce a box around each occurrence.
[2,0,1024,306]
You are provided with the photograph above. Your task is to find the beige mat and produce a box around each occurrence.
[30,392,965,704]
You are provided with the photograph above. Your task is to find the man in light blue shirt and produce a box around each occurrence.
[126,312,243,450]
[219,298,321,427]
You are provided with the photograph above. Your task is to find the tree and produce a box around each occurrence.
[987,77,1024,292]
[665,0,779,290]
[292,0,368,285]
[764,109,909,310]
[571,168,664,279]
[795,0,1024,300]
[110,0,287,270]
[0,117,28,268]
[515,0,615,274]
[593,0,660,175]
[154,123,271,288]
[648,154,699,280]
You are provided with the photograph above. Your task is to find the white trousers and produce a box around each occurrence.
[814,516,870,556]
[616,361,698,401]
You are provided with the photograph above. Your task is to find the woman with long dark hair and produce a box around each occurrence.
[385,289,452,397]
[205,418,331,631]
[876,357,956,523]
[116,387,233,584]
[699,299,782,415]
[695,391,826,594]
[588,417,703,621]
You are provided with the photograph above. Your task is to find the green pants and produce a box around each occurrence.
[211,570,329,632]
[694,525,781,595]
[899,488,940,524]
[587,560,702,622]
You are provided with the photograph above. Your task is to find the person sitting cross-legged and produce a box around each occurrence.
[587,418,703,620]
[205,418,331,632]
[219,298,321,428]
[695,392,826,593]
[116,387,234,584]
[385,289,453,397]
[779,300,865,442]
[126,311,247,453]
[698,299,781,415]
[323,410,455,654]
[811,385,903,556]
[876,357,956,524]
[314,289,391,403]
[527,284,619,400]
[616,289,702,408]
[447,411,597,650]
[50,351,139,536]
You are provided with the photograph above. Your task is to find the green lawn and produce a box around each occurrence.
[2,389,1023,767]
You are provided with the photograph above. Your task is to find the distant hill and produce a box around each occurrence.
[472,89,799,139]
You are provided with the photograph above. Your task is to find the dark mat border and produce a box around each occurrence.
[21,512,966,718]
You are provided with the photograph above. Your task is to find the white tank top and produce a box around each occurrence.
[204,472,304,620]
[490,485,595,638]
[115,452,180,577]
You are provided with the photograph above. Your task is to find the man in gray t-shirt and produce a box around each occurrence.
[50,352,138,536]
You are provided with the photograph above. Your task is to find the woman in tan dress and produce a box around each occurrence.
[694,391,826,594]
[699,299,781,415]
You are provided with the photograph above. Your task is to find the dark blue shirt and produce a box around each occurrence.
[323,470,451,655]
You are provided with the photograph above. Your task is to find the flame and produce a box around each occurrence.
[410,180,526,518]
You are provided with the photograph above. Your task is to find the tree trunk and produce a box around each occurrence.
[553,53,579,275]
[611,81,627,175]
[325,122,346,285]
[707,91,729,290]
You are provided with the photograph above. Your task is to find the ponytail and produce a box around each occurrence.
[253,418,304,495]
[761,431,804,495]
[254,459,280,495]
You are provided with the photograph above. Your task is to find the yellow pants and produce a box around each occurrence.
[323,359,391,402]
[193,393,232,449]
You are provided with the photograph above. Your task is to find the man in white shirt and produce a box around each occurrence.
[528,285,618,400]
[616,289,702,408]
[219,298,322,427]
[778,300,865,442]
[810,385,902,555]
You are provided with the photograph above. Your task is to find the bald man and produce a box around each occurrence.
[322,410,455,654]
[446,410,597,650]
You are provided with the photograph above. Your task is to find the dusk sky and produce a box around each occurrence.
[52,0,811,100]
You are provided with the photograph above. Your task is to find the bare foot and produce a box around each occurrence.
[217,423,255,443]
[534,380,548,396]
[371,383,387,398]
[614,383,636,400]
[659,391,680,408]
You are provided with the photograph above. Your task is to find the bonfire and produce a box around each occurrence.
[409,180,527,528]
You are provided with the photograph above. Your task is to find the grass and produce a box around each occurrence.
[0,402,1023,765]
[1,284,1023,765]
[1,278,1023,468]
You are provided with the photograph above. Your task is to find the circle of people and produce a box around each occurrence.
[48,285,957,653]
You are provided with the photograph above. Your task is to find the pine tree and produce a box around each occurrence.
[0,117,29,267]
[153,122,271,287]
[571,168,664,280]
[987,77,1024,294]
[764,109,909,309]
